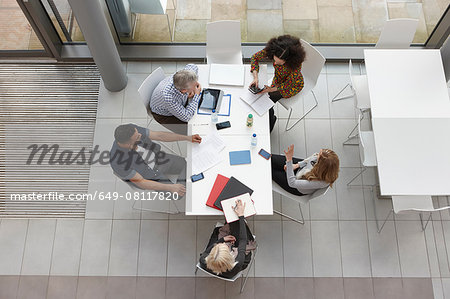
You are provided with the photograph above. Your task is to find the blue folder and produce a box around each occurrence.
[229,150,251,165]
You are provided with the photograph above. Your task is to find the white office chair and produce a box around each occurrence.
[375,18,419,49]
[347,111,377,187]
[272,181,330,224]
[278,39,325,131]
[138,67,182,155]
[195,222,257,293]
[113,171,181,214]
[378,195,450,233]
[206,20,243,65]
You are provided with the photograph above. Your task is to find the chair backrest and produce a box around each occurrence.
[375,19,419,49]
[138,67,165,115]
[206,21,243,64]
[392,195,434,214]
[357,111,367,164]
[195,263,242,282]
[272,180,329,205]
[299,39,326,94]
[309,185,330,200]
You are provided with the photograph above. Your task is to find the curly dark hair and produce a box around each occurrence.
[264,35,306,70]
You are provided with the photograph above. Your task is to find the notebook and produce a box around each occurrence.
[214,176,254,210]
[205,174,229,210]
[229,150,251,165]
[240,89,274,116]
[209,64,245,86]
[221,193,256,223]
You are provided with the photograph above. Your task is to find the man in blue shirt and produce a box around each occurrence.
[150,64,202,135]
[110,123,201,197]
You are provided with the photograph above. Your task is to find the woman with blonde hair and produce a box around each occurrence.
[199,200,254,278]
[271,145,339,195]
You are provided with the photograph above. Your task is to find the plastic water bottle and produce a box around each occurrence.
[211,109,218,123]
[251,133,257,147]
[246,114,253,127]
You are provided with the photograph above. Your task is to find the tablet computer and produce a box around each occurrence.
[198,88,224,112]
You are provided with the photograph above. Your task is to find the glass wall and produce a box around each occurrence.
[0,0,44,50]
[109,0,449,44]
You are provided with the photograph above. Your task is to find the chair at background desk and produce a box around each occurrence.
[206,20,243,65]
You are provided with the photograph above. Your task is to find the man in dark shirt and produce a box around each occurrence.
[110,123,201,196]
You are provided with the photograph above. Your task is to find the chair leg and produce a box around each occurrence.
[378,208,393,233]
[343,110,365,146]
[331,83,355,102]
[195,266,198,275]
[347,167,367,187]
[371,186,380,232]
[285,90,319,131]
[420,213,432,231]
[273,209,304,224]
[240,247,258,293]
[299,203,305,224]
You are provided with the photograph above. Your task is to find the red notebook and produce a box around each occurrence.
[206,174,229,211]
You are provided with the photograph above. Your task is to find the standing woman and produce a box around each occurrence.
[250,35,306,132]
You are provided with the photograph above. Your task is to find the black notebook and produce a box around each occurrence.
[213,176,254,210]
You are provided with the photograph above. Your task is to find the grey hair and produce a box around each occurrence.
[173,70,198,90]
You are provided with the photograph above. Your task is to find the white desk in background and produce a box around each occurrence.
[364,49,450,196]
[185,64,273,215]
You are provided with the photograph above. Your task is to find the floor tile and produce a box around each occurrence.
[166,277,195,299]
[387,2,429,44]
[330,119,362,168]
[86,166,117,219]
[195,277,226,299]
[248,0,281,9]
[282,221,313,277]
[174,20,208,42]
[278,119,307,159]
[47,276,78,299]
[311,221,342,277]
[97,80,125,119]
[176,0,211,19]
[254,221,284,277]
[113,178,143,220]
[152,61,178,74]
[133,14,172,42]
[441,278,450,299]
[167,220,197,276]
[127,61,152,74]
[423,221,440,277]
[122,73,149,119]
[106,276,137,299]
[367,221,401,277]
[335,168,366,220]
[304,119,332,156]
[247,10,283,42]
[50,219,84,276]
[373,277,403,299]
[225,277,255,298]
[0,275,20,299]
[76,276,107,299]
[343,278,374,299]
[340,221,371,277]
[0,220,28,275]
[79,220,112,276]
[17,276,48,299]
[309,187,338,220]
[304,74,330,119]
[138,220,169,276]
[276,91,305,119]
[318,6,356,43]
[402,278,434,299]
[108,220,140,276]
[136,277,166,299]
[352,0,388,43]
[314,277,344,299]
[282,0,317,19]
[21,219,56,275]
[285,277,313,298]
[254,277,285,299]
[432,221,450,277]
[432,278,444,299]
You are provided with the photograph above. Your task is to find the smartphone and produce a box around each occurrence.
[190,173,204,182]
[216,121,231,130]
[249,85,264,94]
[258,148,272,160]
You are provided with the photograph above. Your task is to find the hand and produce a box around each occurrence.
[283,144,294,162]
[170,184,186,197]
[284,163,300,172]
[194,82,202,95]
[191,134,202,144]
[258,85,275,94]
[233,199,246,217]
[250,77,259,89]
[188,90,195,98]
[223,235,236,243]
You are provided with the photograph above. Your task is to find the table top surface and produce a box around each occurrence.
[185,64,273,215]
[364,49,450,196]
[364,49,450,119]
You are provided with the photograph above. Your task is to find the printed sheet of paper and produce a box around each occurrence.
[191,130,226,174]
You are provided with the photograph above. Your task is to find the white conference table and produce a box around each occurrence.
[185,64,273,215]
[364,49,450,196]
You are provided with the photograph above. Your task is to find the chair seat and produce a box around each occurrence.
[352,75,371,110]
[392,195,434,214]
[272,180,314,205]
[360,131,377,167]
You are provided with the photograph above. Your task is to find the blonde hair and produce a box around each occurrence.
[303,149,339,187]
[205,243,235,274]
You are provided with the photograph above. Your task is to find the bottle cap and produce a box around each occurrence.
[248,114,253,118]
[253,134,256,137]
[212,109,216,113]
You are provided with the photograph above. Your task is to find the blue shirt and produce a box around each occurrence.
[150,64,201,122]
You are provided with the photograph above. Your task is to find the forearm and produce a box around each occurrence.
[133,179,173,192]
[285,160,298,188]
[153,131,190,142]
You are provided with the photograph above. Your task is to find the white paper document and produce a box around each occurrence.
[209,64,245,86]
[221,193,256,223]
[240,89,274,116]
[191,131,226,174]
